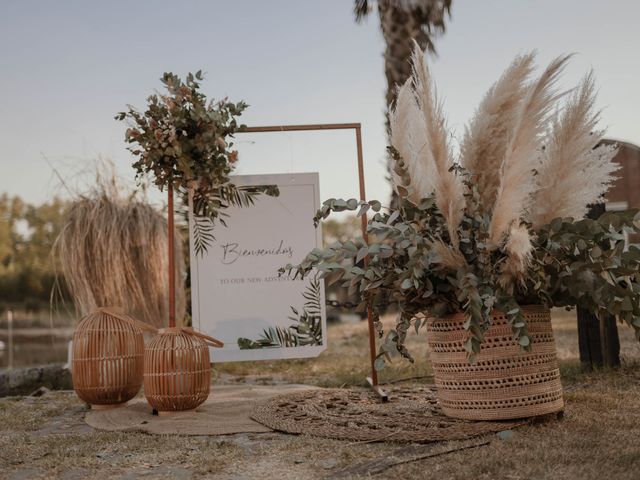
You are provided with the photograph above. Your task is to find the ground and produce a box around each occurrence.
[1,311,639,480]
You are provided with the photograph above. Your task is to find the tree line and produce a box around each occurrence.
[0,193,70,310]
[0,192,360,313]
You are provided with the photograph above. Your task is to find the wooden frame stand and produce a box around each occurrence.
[239,123,388,401]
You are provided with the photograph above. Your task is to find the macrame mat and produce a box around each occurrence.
[251,385,528,443]
[85,384,318,435]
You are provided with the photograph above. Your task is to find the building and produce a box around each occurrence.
[603,139,640,211]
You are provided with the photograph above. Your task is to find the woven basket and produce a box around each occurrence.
[427,305,563,420]
[143,327,223,414]
[72,307,156,409]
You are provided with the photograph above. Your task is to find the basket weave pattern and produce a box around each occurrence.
[72,308,146,406]
[427,306,563,420]
[143,328,212,412]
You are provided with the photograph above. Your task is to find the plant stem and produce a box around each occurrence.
[168,183,175,328]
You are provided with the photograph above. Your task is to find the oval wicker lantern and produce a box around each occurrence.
[72,307,156,409]
[144,327,223,414]
[427,305,564,421]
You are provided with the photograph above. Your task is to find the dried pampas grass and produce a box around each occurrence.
[499,223,534,290]
[410,43,465,248]
[460,52,535,211]
[387,46,619,281]
[390,78,437,203]
[389,41,465,246]
[488,54,571,245]
[54,176,185,328]
[528,73,619,229]
[428,238,466,270]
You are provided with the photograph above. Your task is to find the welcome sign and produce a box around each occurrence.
[189,172,327,362]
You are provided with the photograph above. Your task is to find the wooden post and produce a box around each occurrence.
[7,310,13,369]
[355,126,388,401]
[576,203,620,369]
[168,184,176,328]
[577,311,620,370]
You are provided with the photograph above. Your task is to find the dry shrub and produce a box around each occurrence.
[54,176,185,327]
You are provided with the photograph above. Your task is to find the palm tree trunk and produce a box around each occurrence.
[378,0,451,110]
[356,0,452,204]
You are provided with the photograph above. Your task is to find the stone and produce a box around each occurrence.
[0,364,72,397]
[30,386,51,397]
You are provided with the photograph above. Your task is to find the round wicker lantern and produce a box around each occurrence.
[72,307,156,409]
[143,327,223,414]
[427,305,564,421]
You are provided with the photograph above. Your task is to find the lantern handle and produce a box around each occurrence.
[90,307,158,333]
[156,326,224,348]
[182,327,225,348]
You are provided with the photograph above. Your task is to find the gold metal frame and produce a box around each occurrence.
[239,123,388,400]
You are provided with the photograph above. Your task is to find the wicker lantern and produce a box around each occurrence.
[72,307,156,409]
[144,327,223,414]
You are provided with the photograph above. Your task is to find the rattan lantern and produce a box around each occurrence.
[72,307,156,409]
[144,327,223,414]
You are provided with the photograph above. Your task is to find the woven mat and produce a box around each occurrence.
[251,385,526,443]
[85,384,319,436]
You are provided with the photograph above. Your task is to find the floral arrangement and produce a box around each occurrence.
[116,71,278,255]
[283,44,640,366]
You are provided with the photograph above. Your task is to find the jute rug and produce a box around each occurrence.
[85,384,318,436]
[251,385,527,443]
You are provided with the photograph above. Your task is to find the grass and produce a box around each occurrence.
[213,314,433,387]
[1,310,639,479]
[395,368,640,480]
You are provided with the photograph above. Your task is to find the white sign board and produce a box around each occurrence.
[189,172,326,362]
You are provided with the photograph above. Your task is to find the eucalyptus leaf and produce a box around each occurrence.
[497,430,514,441]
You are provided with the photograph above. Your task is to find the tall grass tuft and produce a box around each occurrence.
[54,175,185,327]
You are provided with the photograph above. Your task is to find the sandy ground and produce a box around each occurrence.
[1,310,639,480]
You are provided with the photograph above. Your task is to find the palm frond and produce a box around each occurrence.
[237,275,323,349]
[192,216,215,258]
[302,276,322,313]
[191,184,279,256]
[354,0,371,22]
[220,184,263,208]
[237,325,297,349]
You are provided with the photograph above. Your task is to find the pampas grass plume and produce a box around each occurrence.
[489,54,571,245]
[460,52,535,212]
[529,72,619,228]
[409,41,465,247]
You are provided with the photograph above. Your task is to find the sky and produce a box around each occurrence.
[1,0,639,207]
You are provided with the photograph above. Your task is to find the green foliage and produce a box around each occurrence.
[237,277,323,349]
[532,210,640,341]
[116,70,278,255]
[282,176,640,366]
[0,194,70,308]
